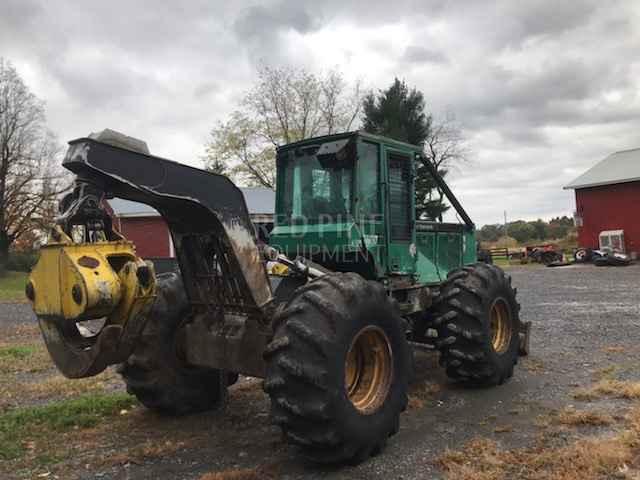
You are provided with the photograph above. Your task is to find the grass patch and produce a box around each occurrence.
[19,369,119,399]
[435,404,640,479]
[553,406,613,426]
[573,379,640,401]
[0,344,36,360]
[0,392,135,460]
[0,271,27,302]
[0,342,50,375]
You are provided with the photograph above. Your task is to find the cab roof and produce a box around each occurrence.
[276,131,423,154]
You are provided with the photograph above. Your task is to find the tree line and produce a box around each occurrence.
[478,216,575,244]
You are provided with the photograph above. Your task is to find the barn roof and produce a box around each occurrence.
[564,147,640,190]
[107,187,275,217]
[240,187,276,215]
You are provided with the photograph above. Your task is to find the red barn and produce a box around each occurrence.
[105,199,175,257]
[564,148,640,255]
[106,186,275,262]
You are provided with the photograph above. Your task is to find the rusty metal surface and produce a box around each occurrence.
[78,255,100,268]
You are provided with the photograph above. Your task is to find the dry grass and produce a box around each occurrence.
[554,407,614,426]
[435,405,640,479]
[18,369,119,398]
[0,323,40,344]
[573,379,640,401]
[601,345,626,354]
[521,358,546,373]
[407,394,426,410]
[493,425,513,433]
[591,365,618,381]
[407,381,442,410]
[103,439,189,467]
[199,463,279,480]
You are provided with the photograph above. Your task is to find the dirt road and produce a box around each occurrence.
[2,263,639,479]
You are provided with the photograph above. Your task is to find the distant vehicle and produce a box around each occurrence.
[526,244,563,265]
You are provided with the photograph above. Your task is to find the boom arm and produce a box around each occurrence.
[417,153,475,231]
[63,137,272,311]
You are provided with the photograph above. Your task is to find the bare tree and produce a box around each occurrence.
[420,115,468,219]
[424,116,468,171]
[0,58,66,267]
[204,112,275,188]
[205,65,362,188]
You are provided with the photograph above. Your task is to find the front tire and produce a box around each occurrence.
[117,272,227,415]
[434,263,521,387]
[263,273,409,464]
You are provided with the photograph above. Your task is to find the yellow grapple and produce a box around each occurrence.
[27,225,156,378]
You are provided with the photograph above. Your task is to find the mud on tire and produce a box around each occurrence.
[117,272,226,415]
[263,272,410,464]
[434,263,521,387]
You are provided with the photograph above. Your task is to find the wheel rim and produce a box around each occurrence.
[344,326,393,414]
[490,298,512,354]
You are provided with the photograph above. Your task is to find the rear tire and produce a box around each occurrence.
[117,273,227,415]
[433,263,521,387]
[263,273,409,464]
[574,248,591,263]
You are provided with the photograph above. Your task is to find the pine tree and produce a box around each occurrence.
[362,78,450,220]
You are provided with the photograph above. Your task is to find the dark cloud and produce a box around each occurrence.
[234,2,317,37]
[234,1,321,61]
[402,46,447,64]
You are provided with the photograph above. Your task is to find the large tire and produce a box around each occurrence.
[263,273,410,464]
[434,263,521,387]
[117,272,226,415]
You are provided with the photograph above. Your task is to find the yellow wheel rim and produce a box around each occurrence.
[344,326,393,414]
[490,298,512,354]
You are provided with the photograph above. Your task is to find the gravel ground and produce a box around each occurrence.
[2,263,639,479]
[0,302,36,338]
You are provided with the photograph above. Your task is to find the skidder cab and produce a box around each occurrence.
[27,129,530,465]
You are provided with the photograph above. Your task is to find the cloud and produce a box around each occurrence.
[1,0,639,226]
[402,46,448,64]
[234,1,321,62]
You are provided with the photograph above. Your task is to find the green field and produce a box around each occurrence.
[0,271,27,302]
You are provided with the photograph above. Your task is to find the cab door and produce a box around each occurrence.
[384,148,416,275]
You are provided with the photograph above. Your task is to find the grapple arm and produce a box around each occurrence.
[28,223,157,378]
[28,134,272,378]
[63,137,272,310]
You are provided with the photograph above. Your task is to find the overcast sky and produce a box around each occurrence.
[3,0,639,226]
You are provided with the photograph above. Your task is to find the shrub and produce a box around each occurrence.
[6,251,38,272]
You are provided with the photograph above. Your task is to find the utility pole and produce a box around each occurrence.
[504,210,508,252]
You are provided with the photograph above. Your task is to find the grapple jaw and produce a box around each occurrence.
[27,224,156,378]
